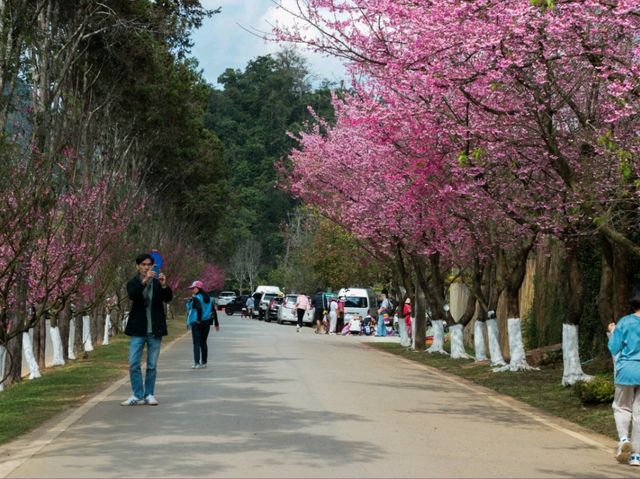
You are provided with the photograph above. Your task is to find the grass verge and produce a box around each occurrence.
[0,317,186,446]
[369,342,616,440]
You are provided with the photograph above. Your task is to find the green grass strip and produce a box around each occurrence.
[370,342,616,439]
[0,317,186,445]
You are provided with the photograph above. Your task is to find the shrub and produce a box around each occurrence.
[573,376,615,405]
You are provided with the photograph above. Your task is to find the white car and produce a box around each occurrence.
[276,294,314,325]
[216,291,236,307]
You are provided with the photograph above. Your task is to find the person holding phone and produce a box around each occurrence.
[122,253,173,406]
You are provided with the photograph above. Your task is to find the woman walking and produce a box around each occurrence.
[186,280,219,369]
[294,293,311,333]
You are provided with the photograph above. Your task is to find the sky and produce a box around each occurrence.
[191,1,347,87]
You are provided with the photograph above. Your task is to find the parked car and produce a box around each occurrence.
[266,296,284,322]
[257,293,278,320]
[217,291,237,308]
[224,295,250,316]
[277,294,315,325]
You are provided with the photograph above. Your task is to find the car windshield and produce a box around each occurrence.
[284,295,297,306]
[262,293,276,302]
[220,292,235,297]
[345,296,368,308]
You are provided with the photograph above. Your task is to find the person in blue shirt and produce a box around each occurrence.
[608,286,640,466]
[186,280,219,369]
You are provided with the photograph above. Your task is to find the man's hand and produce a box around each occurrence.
[143,269,156,284]
[158,272,167,287]
[608,322,616,333]
[215,325,220,332]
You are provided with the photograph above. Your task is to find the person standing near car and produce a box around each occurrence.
[122,253,173,406]
[186,280,220,369]
[312,289,324,334]
[245,295,254,319]
[294,293,311,333]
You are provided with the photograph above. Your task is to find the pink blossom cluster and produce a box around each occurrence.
[277,0,640,270]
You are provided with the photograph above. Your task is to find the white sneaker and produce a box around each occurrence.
[200,363,207,369]
[296,325,300,332]
[144,395,159,406]
[630,454,640,466]
[120,396,142,406]
[192,364,201,369]
[617,438,632,463]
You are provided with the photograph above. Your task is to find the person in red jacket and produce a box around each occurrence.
[403,298,412,339]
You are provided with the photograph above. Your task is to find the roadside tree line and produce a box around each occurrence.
[277,0,640,384]
[0,0,226,390]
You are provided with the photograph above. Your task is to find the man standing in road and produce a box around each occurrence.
[121,253,173,406]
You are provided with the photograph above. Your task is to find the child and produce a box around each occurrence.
[608,286,640,466]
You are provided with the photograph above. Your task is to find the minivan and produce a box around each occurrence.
[337,287,377,323]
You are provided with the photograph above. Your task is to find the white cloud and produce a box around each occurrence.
[191,1,346,86]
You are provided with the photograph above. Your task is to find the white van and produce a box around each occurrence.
[253,285,282,295]
[338,287,377,323]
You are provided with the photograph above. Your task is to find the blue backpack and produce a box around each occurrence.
[200,295,213,322]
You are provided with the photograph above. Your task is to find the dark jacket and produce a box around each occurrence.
[126,275,173,337]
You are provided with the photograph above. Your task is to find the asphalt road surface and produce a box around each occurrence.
[1,313,637,478]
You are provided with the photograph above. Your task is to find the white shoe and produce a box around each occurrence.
[617,438,632,463]
[144,395,159,406]
[630,454,640,466]
[120,396,142,406]
[192,364,201,369]
[200,363,207,369]
[296,325,300,332]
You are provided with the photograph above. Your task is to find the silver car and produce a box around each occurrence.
[277,294,314,325]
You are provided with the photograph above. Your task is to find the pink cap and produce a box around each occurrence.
[188,280,204,290]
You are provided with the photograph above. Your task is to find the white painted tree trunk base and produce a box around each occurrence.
[486,319,506,366]
[22,331,41,379]
[562,323,593,386]
[103,314,111,345]
[493,318,539,372]
[68,319,76,360]
[474,320,488,362]
[450,324,471,359]
[399,318,411,347]
[49,325,65,366]
[0,345,6,391]
[82,316,94,352]
[426,320,448,355]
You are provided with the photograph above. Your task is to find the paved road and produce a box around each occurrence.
[0,314,636,478]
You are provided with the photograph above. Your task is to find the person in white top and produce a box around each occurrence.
[294,293,311,332]
[328,297,338,334]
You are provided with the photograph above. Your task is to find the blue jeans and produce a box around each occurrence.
[191,323,211,364]
[129,334,162,399]
[376,315,386,336]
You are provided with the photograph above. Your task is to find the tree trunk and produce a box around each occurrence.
[5,332,23,386]
[82,315,94,352]
[450,323,471,359]
[413,281,426,352]
[474,320,488,361]
[426,320,447,354]
[22,331,41,379]
[493,318,538,372]
[92,305,102,347]
[486,316,506,366]
[33,313,46,369]
[49,324,65,366]
[59,302,71,360]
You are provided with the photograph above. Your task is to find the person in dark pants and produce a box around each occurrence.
[186,280,220,369]
[122,253,173,406]
[311,290,324,334]
[294,293,311,333]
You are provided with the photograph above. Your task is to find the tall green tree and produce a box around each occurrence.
[204,49,335,268]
